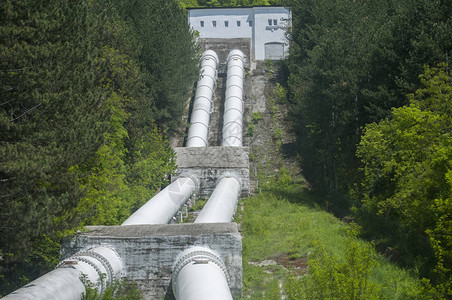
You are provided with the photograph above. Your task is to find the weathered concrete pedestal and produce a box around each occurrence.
[61,223,242,299]
[173,146,250,197]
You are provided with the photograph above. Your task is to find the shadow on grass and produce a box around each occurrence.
[262,183,354,220]
[262,181,437,283]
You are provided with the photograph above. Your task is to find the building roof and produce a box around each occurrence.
[186,5,288,10]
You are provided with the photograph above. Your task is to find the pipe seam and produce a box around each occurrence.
[187,50,218,148]
[223,122,243,128]
[225,96,243,103]
[60,251,110,293]
[172,251,229,284]
[193,108,210,114]
[227,74,243,79]
[224,107,243,114]
[196,84,215,93]
[199,73,216,81]
[186,137,208,147]
[71,256,107,292]
[225,85,244,92]
[190,121,209,128]
[194,95,213,101]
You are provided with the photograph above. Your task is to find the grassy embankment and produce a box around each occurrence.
[237,179,425,299]
[235,61,427,299]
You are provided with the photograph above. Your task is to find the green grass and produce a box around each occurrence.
[179,198,207,223]
[189,198,207,212]
[251,112,263,123]
[237,181,426,299]
[242,62,428,299]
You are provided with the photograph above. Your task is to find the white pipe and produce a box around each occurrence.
[195,175,241,223]
[187,50,219,147]
[3,246,122,300]
[172,246,233,300]
[224,96,243,114]
[222,50,245,147]
[122,175,198,225]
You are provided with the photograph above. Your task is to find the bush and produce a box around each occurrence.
[273,127,283,140]
[274,83,287,103]
[81,276,141,300]
[286,234,382,299]
[251,111,263,123]
[247,123,256,137]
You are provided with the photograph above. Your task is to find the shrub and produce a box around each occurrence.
[247,123,256,137]
[251,111,264,124]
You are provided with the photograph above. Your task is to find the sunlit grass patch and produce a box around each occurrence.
[240,180,425,299]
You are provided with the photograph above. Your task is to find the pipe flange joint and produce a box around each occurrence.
[175,172,200,194]
[74,255,107,292]
[172,246,230,297]
[227,49,245,64]
[202,50,219,68]
[58,253,107,292]
[57,246,121,291]
[217,172,242,189]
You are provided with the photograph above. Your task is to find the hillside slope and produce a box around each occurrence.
[236,62,426,299]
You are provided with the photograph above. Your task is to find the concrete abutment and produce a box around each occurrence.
[61,223,242,299]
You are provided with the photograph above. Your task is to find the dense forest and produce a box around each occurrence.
[285,0,451,296]
[0,0,197,294]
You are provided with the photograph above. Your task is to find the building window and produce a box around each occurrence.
[273,19,278,25]
[212,20,216,27]
[200,21,204,27]
[248,21,252,27]
[225,21,229,27]
[268,19,272,25]
[237,21,241,27]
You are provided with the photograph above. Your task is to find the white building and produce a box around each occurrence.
[187,6,291,61]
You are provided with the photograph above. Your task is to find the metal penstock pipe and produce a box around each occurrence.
[195,174,241,223]
[186,50,219,147]
[172,246,233,300]
[3,246,122,300]
[222,49,245,147]
[122,175,198,225]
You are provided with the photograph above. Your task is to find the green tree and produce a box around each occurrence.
[0,0,183,294]
[285,0,451,203]
[0,1,108,292]
[71,1,176,228]
[112,0,199,135]
[71,93,130,226]
[286,0,380,194]
[355,64,451,297]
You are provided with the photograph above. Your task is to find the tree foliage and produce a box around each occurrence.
[285,0,451,195]
[113,0,199,134]
[1,1,107,291]
[285,0,451,293]
[356,64,451,297]
[0,0,193,294]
